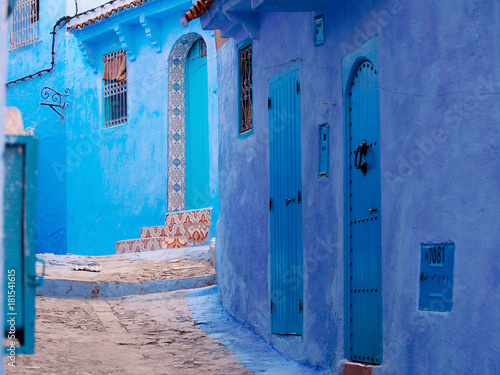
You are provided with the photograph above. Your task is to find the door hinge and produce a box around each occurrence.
[271,300,274,313]
[268,97,271,109]
[299,299,302,313]
[269,198,273,211]
[298,190,301,204]
[296,81,300,94]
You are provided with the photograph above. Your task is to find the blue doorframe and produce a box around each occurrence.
[342,36,382,364]
[269,64,303,335]
[185,39,209,210]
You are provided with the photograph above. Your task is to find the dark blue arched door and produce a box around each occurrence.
[346,59,382,364]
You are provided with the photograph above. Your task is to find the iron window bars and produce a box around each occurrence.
[200,39,207,58]
[9,0,39,50]
[239,44,253,133]
[103,49,127,128]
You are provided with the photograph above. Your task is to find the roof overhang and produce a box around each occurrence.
[200,0,334,39]
[67,0,192,72]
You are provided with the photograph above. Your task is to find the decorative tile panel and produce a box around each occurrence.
[115,208,211,254]
[164,208,211,237]
[116,238,162,254]
[185,223,210,245]
[140,225,169,238]
[167,33,203,212]
[161,236,188,249]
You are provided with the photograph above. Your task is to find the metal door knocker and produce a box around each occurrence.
[354,140,368,175]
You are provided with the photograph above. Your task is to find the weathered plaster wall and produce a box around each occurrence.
[213,0,500,373]
[376,1,500,374]
[6,0,68,254]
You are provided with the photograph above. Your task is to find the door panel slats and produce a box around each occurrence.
[270,67,303,335]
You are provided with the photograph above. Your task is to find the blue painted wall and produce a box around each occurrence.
[6,0,68,254]
[6,0,219,255]
[206,0,500,373]
[65,12,218,256]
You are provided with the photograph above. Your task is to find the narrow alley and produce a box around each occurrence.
[1,0,498,374]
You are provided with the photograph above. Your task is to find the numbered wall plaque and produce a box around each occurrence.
[419,243,455,312]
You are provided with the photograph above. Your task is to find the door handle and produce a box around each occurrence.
[369,208,378,213]
[286,198,295,206]
[354,140,369,175]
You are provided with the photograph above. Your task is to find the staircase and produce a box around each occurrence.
[116,208,212,254]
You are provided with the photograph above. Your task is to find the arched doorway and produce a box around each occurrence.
[167,33,209,212]
[345,57,382,364]
[185,39,209,210]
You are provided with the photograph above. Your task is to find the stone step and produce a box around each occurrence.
[139,223,210,243]
[141,208,212,238]
[38,275,217,299]
[116,236,192,254]
[116,238,162,254]
[140,225,169,239]
[164,208,212,227]
[117,208,212,254]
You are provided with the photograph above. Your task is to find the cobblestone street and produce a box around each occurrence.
[4,291,252,375]
[3,249,325,375]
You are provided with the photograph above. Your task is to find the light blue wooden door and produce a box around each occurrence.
[185,39,209,210]
[269,65,303,335]
[346,60,382,364]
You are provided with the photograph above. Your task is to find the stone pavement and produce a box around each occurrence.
[188,286,326,375]
[4,248,327,374]
[36,246,216,298]
[4,290,252,374]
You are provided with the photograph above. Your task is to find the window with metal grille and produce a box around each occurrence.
[199,39,207,58]
[239,43,252,134]
[102,50,128,128]
[9,0,39,50]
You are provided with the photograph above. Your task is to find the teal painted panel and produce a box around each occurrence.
[4,144,25,330]
[3,136,39,355]
[269,65,303,335]
[346,60,382,364]
[185,40,210,210]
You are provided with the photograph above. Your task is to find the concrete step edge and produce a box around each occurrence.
[37,274,217,299]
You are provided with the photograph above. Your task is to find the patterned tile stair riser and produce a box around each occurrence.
[140,226,169,238]
[115,208,212,254]
[116,238,162,254]
[164,208,211,240]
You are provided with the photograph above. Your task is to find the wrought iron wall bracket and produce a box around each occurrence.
[40,87,70,119]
